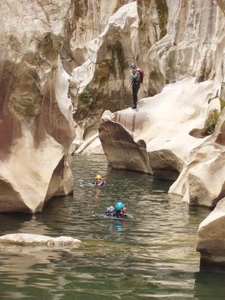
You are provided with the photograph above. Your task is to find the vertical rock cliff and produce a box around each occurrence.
[0,1,75,212]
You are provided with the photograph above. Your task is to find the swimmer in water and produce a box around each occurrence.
[105,202,128,219]
[94,174,106,187]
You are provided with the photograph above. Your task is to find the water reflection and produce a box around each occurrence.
[0,212,32,235]
[113,220,123,232]
[194,268,225,299]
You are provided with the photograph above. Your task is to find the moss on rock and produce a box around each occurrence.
[155,0,168,39]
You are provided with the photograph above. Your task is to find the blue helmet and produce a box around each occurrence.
[115,202,125,211]
[130,63,136,68]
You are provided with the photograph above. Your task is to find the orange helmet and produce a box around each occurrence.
[95,174,102,180]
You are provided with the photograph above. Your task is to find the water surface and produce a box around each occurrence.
[0,154,223,299]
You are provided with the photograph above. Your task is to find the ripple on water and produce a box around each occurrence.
[0,154,212,299]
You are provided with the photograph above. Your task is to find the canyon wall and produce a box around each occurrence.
[2,0,225,265]
[0,0,75,212]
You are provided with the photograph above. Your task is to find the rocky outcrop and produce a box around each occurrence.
[0,1,75,212]
[0,233,81,246]
[98,78,220,179]
[99,111,152,174]
[68,1,158,150]
[197,198,225,265]
[169,106,225,208]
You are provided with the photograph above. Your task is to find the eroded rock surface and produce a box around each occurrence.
[0,233,81,246]
[0,1,75,212]
[169,109,225,208]
[197,198,225,265]
[99,111,152,174]
[99,79,219,178]
[71,0,225,211]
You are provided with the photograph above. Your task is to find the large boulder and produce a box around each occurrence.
[169,82,225,208]
[99,111,152,174]
[0,0,75,212]
[169,114,225,207]
[197,198,225,265]
[98,78,219,178]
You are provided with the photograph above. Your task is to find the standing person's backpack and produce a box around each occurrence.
[137,68,144,85]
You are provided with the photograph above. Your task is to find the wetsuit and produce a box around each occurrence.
[105,206,128,219]
[94,180,106,187]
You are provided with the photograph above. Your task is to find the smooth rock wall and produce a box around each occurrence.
[0,0,75,212]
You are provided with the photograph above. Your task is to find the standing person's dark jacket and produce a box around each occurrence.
[130,63,140,109]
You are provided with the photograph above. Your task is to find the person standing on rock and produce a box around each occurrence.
[129,63,140,109]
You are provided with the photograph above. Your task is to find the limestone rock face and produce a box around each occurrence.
[197,198,225,264]
[99,78,219,177]
[69,0,225,132]
[68,1,158,149]
[70,0,225,209]
[99,111,152,174]
[169,110,225,208]
[0,1,75,212]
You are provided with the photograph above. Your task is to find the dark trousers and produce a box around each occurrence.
[132,84,139,108]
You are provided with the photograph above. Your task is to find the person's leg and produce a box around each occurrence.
[132,85,138,108]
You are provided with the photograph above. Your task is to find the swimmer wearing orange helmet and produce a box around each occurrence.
[94,174,106,187]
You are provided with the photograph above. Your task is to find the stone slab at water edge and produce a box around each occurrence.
[0,233,81,246]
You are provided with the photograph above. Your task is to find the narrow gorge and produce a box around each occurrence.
[1,0,225,265]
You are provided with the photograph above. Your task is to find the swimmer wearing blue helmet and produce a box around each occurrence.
[105,201,128,219]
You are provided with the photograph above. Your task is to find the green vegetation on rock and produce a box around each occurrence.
[107,40,126,77]
[155,0,168,39]
[79,89,93,107]
[206,100,225,135]
[206,109,220,135]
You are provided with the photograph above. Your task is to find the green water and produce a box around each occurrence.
[0,154,224,299]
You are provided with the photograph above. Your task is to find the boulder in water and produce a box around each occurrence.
[0,233,81,246]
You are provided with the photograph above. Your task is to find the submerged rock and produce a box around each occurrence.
[0,233,81,246]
